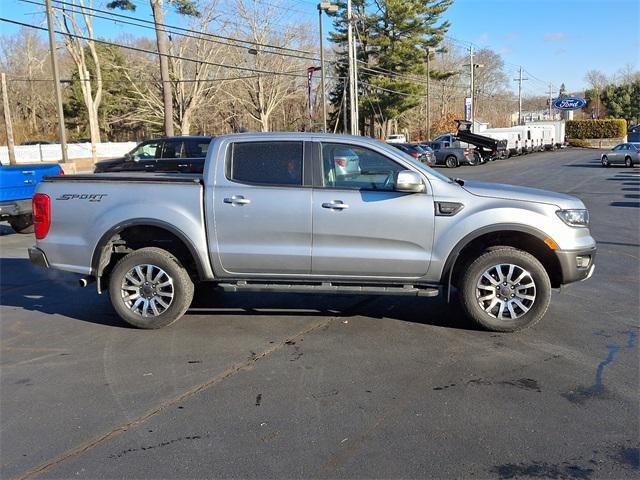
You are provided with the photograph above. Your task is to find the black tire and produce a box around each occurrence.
[108,247,194,329]
[445,155,458,168]
[625,156,632,168]
[9,214,34,234]
[601,156,609,168]
[458,248,551,332]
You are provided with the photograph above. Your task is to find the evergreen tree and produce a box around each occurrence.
[329,0,453,136]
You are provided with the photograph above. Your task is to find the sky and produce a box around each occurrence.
[0,0,638,97]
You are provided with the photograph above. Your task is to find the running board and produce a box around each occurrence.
[217,281,440,297]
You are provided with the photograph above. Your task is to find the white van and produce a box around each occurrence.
[386,134,407,144]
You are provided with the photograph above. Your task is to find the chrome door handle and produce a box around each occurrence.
[224,195,251,206]
[177,163,188,168]
[322,201,349,210]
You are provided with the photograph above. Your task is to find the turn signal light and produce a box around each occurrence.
[32,193,51,240]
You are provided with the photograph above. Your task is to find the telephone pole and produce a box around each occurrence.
[347,0,356,135]
[513,67,528,125]
[469,46,474,132]
[1,72,16,165]
[426,47,431,140]
[548,83,553,119]
[45,0,68,163]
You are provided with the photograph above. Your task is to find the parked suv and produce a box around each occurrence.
[94,136,213,173]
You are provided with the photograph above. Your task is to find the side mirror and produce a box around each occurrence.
[394,170,425,193]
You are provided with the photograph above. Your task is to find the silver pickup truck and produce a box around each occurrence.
[29,133,596,332]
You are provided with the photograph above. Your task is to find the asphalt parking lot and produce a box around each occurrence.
[1,148,638,479]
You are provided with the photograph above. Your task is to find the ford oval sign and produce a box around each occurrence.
[553,97,587,110]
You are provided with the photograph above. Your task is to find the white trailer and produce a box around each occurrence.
[526,121,566,148]
[481,128,522,156]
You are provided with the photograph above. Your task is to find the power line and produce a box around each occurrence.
[0,16,342,80]
[28,0,317,56]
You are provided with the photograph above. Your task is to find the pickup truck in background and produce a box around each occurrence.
[424,138,478,168]
[0,163,63,233]
[29,133,596,332]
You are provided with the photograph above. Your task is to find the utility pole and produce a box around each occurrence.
[1,72,16,165]
[513,67,528,126]
[352,32,359,134]
[469,46,474,132]
[426,47,430,140]
[548,83,553,119]
[45,0,68,163]
[346,0,357,135]
[318,5,327,132]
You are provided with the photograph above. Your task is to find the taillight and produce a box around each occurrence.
[59,169,64,175]
[32,193,51,240]
[410,152,420,158]
[464,148,470,156]
[335,158,346,167]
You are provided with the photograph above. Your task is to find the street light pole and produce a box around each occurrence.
[347,0,356,135]
[317,3,339,133]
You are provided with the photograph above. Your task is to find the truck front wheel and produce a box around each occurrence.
[108,247,194,329]
[458,248,551,332]
[9,214,34,234]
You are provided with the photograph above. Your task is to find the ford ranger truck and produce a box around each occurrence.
[0,162,63,233]
[28,133,596,332]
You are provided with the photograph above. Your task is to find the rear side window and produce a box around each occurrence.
[230,141,303,186]
[161,140,184,159]
[185,140,210,157]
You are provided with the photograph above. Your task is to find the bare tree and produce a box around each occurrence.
[0,28,57,142]
[224,0,311,132]
[55,0,103,162]
[107,0,201,137]
[169,2,230,134]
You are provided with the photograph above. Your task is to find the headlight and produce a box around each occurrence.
[556,209,589,227]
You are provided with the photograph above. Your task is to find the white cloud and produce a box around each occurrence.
[477,32,489,44]
[544,32,567,42]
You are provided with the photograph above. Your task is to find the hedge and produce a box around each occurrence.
[566,119,627,139]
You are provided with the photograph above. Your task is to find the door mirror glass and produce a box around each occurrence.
[394,170,424,193]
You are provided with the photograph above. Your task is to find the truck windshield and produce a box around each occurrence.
[376,141,452,183]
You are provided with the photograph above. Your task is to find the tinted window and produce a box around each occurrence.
[161,140,184,159]
[322,143,404,191]
[184,140,210,158]
[230,142,303,186]
[131,141,161,159]
[613,144,624,151]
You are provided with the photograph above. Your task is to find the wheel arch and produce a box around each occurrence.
[91,218,209,291]
[441,224,563,299]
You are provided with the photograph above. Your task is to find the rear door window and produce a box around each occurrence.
[229,142,303,186]
[160,140,185,159]
[184,140,210,158]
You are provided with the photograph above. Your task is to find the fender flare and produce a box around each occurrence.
[91,218,208,281]
[441,223,554,301]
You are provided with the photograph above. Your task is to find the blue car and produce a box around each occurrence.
[0,163,63,233]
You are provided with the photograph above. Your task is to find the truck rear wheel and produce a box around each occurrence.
[445,155,458,168]
[458,248,551,332]
[108,247,194,329]
[9,214,34,234]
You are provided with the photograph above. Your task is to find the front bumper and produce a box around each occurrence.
[555,246,597,284]
[28,246,50,269]
[0,199,32,219]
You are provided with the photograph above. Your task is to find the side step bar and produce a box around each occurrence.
[217,281,440,297]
